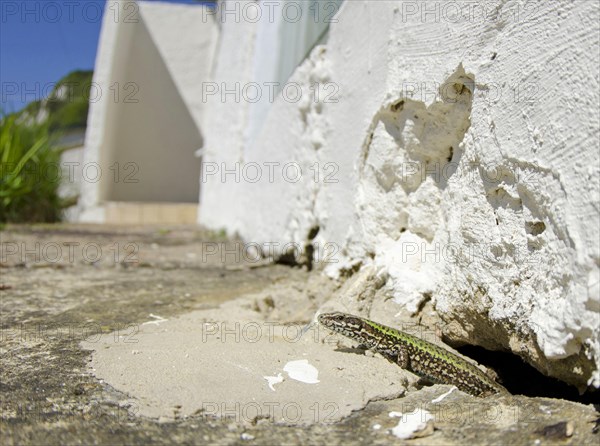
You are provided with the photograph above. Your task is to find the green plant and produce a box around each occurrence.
[0,113,64,222]
[46,70,94,132]
[18,70,93,133]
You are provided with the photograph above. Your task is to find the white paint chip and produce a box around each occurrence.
[389,409,434,439]
[141,313,168,326]
[283,359,320,384]
[264,373,284,391]
[431,386,457,403]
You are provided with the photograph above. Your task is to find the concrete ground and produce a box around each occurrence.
[1,224,598,445]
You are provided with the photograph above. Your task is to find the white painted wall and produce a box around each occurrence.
[79,0,218,221]
[199,0,599,390]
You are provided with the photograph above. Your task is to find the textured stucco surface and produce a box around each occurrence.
[199,1,600,390]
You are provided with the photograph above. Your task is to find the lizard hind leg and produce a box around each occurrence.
[397,349,409,369]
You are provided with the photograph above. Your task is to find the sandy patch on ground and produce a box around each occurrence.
[82,290,414,425]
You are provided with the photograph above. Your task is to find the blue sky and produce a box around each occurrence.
[1,0,212,113]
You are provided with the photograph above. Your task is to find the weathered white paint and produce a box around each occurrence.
[200,0,599,390]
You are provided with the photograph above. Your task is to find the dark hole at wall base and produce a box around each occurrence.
[456,345,599,406]
[275,226,321,271]
[304,226,320,271]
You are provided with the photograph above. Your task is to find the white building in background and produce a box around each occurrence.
[78,0,218,223]
[79,0,340,224]
[80,1,599,392]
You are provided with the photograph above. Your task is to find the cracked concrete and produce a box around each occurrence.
[1,224,598,445]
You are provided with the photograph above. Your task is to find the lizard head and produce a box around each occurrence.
[318,312,365,338]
